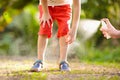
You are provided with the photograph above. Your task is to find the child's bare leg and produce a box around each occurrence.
[31,35,48,72]
[59,36,68,62]
[37,35,48,61]
[59,36,71,71]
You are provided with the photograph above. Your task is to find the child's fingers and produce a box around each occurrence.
[65,36,74,44]
[40,18,46,28]
[65,32,69,40]
[40,19,43,25]
[47,18,53,28]
[68,39,73,44]
[42,21,46,28]
[49,18,53,22]
[65,36,70,43]
[47,20,50,27]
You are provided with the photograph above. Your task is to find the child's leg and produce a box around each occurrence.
[54,5,71,71]
[30,35,48,72]
[37,35,48,61]
[59,36,68,62]
[59,36,71,71]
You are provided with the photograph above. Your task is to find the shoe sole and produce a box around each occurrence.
[30,68,41,72]
[60,68,71,72]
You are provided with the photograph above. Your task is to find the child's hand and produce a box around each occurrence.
[40,13,52,28]
[65,29,76,44]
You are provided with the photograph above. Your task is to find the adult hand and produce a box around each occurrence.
[100,18,119,38]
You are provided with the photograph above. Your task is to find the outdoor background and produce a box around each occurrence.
[0,0,120,80]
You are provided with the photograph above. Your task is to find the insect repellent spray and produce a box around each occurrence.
[101,21,111,39]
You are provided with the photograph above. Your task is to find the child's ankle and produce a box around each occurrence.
[60,60,68,64]
[36,60,43,63]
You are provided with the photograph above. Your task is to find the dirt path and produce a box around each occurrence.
[0,56,120,80]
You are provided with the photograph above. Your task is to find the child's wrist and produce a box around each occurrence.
[71,26,78,31]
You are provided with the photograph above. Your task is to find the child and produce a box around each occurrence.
[31,0,81,72]
[100,18,120,39]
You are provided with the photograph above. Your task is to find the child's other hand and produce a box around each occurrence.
[40,13,52,28]
[65,29,76,44]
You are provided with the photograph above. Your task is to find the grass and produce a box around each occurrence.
[0,56,120,80]
[1,70,120,80]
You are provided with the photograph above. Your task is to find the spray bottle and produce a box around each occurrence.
[101,21,111,39]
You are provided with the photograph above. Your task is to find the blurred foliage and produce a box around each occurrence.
[0,0,120,63]
[0,0,39,55]
[76,44,120,63]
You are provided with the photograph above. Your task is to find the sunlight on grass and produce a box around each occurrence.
[21,72,47,80]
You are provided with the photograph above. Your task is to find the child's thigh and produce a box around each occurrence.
[54,5,72,38]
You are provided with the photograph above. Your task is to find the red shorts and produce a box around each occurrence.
[38,4,72,38]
